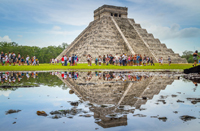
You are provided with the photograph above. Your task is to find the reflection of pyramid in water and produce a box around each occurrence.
[57,72,178,128]
[57,5,187,63]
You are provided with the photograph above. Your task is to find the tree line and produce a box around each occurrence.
[0,42,68,63]
[181,50,200,63]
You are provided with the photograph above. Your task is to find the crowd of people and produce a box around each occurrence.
[88,53,172,66]
[59,54,78,66]
[0,51,39,66]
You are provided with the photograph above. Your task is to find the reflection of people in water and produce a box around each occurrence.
[26,72,30,80]
[0,71,39,85]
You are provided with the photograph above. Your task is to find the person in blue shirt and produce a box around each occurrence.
[74,55,78,66]
[136,54,140,66]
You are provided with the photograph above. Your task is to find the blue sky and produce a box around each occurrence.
[0,0,200,55]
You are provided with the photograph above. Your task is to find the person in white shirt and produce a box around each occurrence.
[55,58,57,65]
[52,58,55,65]
[64,55,67,66]
[5,53,8,66]
[115,53,119,66]
[26,55,30,65]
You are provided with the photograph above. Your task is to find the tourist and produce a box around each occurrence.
[64,55,67,66]
[115,53,119,66]
[139,54,142,66]
[103,55,106,65]
[150,57,154,66]
[21,57,24,65]
[147,56,150,65]
[133,54,137,66]
[168,56,171,66]
[136,54,140,66]
[131,55,134,66]
[54,58,57,65]
[61,56,64,66]
[95,57,98,65]
[36,57,39,65]
[69,55,72,66]
[52,58,55,65]
[87,54,91,66]
[99,55,102,66]
[192,50,199,67]
[72,54,75,66]
[160,57,163,65]
[159,57,161,65]
[5,53,8,66]
[128,55,131,66]
[13,54,16,66]
[74,55,77,66]
[106,54,110,65]
[8,52,12,66]
[18,53,21,66]
[143,54,147,66]
[32,56,36,65]
[26,55,29,65]
[122,53,126,66]
[1,52,4,66]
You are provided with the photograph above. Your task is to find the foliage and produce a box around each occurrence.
[0,63,194,71]
[0,42,68,63]
[181,50,200,63]
[0,72,67,90]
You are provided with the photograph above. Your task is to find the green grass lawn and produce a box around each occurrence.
[0,63,194,71]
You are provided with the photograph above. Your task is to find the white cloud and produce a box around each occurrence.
[0,35,12,42]
[145,24,200,40]
[52,26,61,30]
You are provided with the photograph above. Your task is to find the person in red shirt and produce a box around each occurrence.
[61,56,64,66]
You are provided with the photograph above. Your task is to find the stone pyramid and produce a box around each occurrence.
[57,5,187,63]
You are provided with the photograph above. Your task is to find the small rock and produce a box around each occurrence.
[101,105,108,108]
[37,111,48,116]
[157,100,166,104]
[171,94,177,97]
[133,114,146,117]
[6,109,21,115]
[87,103,93,106]
[70,102,79,106]
[150,116,158,118]
[13,122,16,124]
[177,100,184,103]
[173,111,178,114]
[84,114,91,117]
[95,128,99,130]
[50,111,62,115]
[160,95,168,99]
[158,117,167,122]
[52,115,61,119]
[180,115,196,121]
[139,108,146,111]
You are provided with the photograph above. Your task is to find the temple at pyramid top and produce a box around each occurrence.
[94,5,128,20]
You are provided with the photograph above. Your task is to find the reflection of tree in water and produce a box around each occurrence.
[0,72,67,90]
